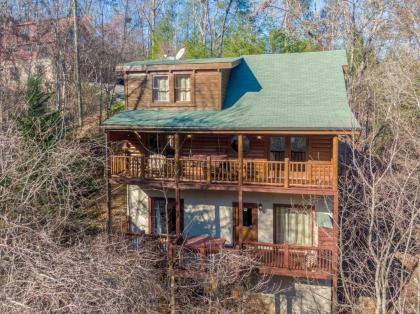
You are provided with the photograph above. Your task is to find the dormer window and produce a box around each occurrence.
[153,75,169,102]
[175,75,191,102]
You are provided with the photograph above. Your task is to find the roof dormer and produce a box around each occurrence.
[118,57,242,111]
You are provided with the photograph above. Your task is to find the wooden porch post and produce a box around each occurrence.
[284,158,290,188]
[238,135,243,185]
[332,136,339,191]
[105,131,112,235]
[174,133,182,237]
[238,188,243,247]
[174,133,180,182]
[284,242,289,269]
[175,187,181,236]
[237,135,244,247]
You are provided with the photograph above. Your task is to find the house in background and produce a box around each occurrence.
[0,17,91,89]
[102,50,359,313]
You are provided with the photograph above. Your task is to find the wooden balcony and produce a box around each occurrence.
[130,234,334,280]
[110,155,335,189]
[242,241,333,279]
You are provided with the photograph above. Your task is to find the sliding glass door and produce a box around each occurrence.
[275,205,312,246]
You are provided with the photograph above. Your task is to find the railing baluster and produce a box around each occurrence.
[110,156,334,189]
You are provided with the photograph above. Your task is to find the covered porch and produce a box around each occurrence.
[107,130,339,191]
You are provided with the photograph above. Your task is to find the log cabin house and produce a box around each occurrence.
[102,50,359,313]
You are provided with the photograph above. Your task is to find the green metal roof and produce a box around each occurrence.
[124,57,241,66]
[104,50,360,131]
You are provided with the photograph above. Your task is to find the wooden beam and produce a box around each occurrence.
[174,133,180,181]
[175,187,181,236]
[238,188,243,247]
[191,71,196,105]
[148,196,153,234]
[285,136,291,159]
[109,177,337,195]
[238,134,243,186]
[169,73,175,104]
[332,136,339,191]
[284,158,290,188]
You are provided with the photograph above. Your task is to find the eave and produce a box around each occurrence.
[116,58,242,72]
[101,125,361,135]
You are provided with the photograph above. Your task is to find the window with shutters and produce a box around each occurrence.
[175,75,191,102]
[152,75,169,102]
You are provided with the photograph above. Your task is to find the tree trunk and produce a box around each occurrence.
[72,0,83,127]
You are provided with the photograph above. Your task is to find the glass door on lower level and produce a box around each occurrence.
[152,198,176,235]
[274,205,313,246]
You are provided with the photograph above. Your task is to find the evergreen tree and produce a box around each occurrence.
[17,76,62,148]
[269,29,320,53]
[222,23,265,57]
[183,34,209,59]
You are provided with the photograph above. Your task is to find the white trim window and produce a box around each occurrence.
[175,75,191,102]
[153,75,169,102]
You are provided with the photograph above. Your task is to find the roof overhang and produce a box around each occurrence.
[116,58,242,72]
[101,125,361,136]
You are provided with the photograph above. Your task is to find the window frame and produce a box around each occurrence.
[148,197,184,236]
[273,203,315,246]
[152,74,170,103]
[270,136,286,161]
[174,74,192,103]
[290,136,308,161]
[268,136,309,161]
[242,207,254,227]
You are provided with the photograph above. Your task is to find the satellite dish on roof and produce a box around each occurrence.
[175,47,186,60]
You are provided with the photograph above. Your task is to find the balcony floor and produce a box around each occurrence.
[111,175,336,196]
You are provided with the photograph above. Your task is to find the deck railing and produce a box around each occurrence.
[169,239,332,275]
[110,155,334,189]
[242,241,333,273]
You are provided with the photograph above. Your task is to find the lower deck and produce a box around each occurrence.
[125,187,337,280]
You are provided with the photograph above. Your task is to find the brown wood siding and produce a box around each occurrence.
[125,70,222,110]
[180,134,268,159]
[112,132,334,164]
[309,136,333,161]
[126,74,151,110]
[194,70,221,110]
[318,227,335,247]
[227,135,268,159]
[181,134,230,157]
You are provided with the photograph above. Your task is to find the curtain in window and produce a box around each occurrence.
[153,76,169,101]
[176,76,191,101]
[276,207,311,245]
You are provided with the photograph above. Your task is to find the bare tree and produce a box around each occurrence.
[72,0,83,127]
